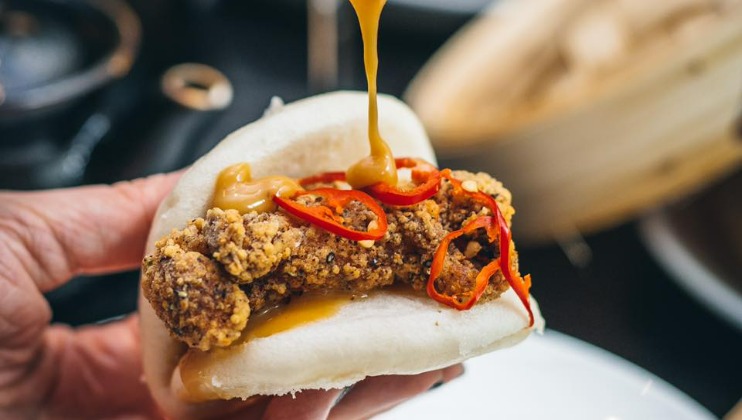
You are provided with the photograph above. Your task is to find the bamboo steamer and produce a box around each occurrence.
[406,0,742,245]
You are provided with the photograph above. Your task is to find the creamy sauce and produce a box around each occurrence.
[244,292,359,339]
[212,163,302,214]
[345,0,398,189]
[179,292,367,401]
[177,356,220,403]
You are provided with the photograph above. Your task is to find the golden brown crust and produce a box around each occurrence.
[142,221,250,351]
[206,208,303,284]
[142,170,517,350]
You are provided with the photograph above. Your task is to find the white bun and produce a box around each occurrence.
[179,289,541,400]
[139,91,542,416]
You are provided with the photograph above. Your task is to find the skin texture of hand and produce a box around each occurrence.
[0,174,463,419]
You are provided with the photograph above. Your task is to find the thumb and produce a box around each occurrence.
[0,173,180,293]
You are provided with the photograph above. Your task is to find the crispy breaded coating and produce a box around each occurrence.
[142,170,517,350]
[206,208,303,283]
[142,221,250,351]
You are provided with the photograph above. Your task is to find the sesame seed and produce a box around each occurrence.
[358,240,375,248]
[462,180,478,193]
[465,241,482,258]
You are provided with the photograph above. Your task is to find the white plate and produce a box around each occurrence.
[639,209,742,331]
[379,330,713,420]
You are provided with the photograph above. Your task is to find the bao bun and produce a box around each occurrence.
[139,92,543,415]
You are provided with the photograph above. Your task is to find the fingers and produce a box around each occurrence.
[166,365,268,420]
[150,363,464,420]
[171,366,465,420]
[328,364,465,420]
[49,317,164,418]
[3,316,162,419]
[0,173,180,378]
[262,389,345,420]
[244,366,465,420]
[0,173,180,292]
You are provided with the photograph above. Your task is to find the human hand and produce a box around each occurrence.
[0,174,463,419]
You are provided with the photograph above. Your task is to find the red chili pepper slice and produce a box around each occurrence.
[427,216,498,310]
[299,172,347,188]
[273,188,387,241]
[365,158,441,206]
[436,170,535,326]
[494,208,534,326]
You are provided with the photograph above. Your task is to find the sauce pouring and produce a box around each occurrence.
[345,0,398,189]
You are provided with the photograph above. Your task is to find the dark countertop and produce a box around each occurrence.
[45,2,741,417]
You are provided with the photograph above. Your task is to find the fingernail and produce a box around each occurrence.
[428,381,444,391]
[333,385,353,407]
[429,365,466,392]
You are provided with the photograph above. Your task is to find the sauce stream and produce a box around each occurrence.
[346,0,398,189]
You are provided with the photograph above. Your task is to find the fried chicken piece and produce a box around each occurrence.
[142,221,250,351]
[142,170,516,350]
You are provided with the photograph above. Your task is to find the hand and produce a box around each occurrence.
[0,175,463,419]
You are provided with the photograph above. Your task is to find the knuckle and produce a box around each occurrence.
[0,194,71,291]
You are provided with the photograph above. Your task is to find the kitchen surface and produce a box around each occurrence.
[1,0,740,417]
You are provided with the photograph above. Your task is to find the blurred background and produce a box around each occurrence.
[0,0,740,416]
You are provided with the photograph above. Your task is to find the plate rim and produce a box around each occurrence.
[639,209,742,331]
[380,329,715,419]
